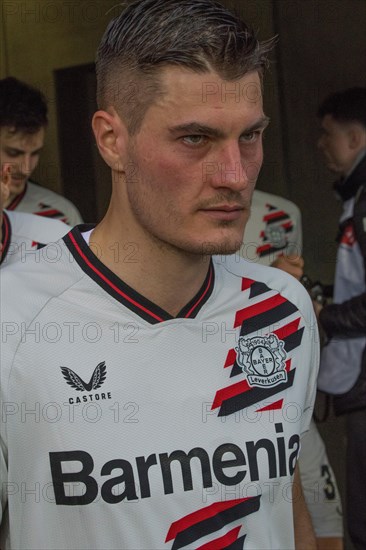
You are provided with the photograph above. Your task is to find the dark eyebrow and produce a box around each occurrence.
[169,123,225,139]
[4,146,43,155]
[4,147,23,154]
[243,116,270,133]
[169,116,270,139]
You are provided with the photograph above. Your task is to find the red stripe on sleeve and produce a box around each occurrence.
[211,379,251,410]
[241,278,254,291]
[273,318,301,339]
[256,399,284,412]
[34,209,62,217]
[234,294,287,328]
[224,348,237,368]
[256,244,271,255]
[263,210,287,222]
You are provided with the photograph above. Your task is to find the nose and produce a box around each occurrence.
[21,155,33,175]
[208,142,262,191]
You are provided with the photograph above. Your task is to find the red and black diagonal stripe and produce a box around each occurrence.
[33,208,66,221]
[212,278,304,416]
[257,204,293,258]
[196,526,246,549]
[165,497,260,550]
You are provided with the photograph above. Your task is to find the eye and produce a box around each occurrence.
[181,135,207,146]
[240,131,261,143]
[4,150,20,158]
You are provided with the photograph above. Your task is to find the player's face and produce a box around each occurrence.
[0,126,45,200]
[317,115,356,176]
[121,68,267,256]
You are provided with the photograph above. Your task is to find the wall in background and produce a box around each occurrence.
[274,0,366,281]
[1,0,366,279]
[1,0,121,194]
[1,0,283,208]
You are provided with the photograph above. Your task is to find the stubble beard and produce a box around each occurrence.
[125,152,251,259]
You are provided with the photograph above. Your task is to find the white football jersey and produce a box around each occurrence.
[244,191,343,538]
[0,227,318,550]
[237,190,302,266]
[0,210,69,268]
[6,180,83,226]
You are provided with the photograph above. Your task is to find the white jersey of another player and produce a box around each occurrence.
[0,210,69,268]
[243,190,343,540]
[0,226,318,550]
[6,180,83,226]
[236,189,302,266]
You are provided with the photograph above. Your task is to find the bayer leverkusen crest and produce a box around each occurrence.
[236,334,287,388]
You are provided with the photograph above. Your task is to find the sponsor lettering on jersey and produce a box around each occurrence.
[49,422,300,506]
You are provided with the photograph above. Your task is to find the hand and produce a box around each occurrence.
[271,254,304,281]
[0,163,12,208]
[312,299,323,318]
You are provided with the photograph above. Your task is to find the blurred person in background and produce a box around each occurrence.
[0,77,83,225]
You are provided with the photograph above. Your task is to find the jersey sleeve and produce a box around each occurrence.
[288,202,302,255]
[0,296,19,524]
[300,299,320,437]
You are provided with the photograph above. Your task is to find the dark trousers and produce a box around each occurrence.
[346,408,366,550]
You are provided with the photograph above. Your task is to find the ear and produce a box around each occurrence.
[92,109,128,172]
[348,123,366,151]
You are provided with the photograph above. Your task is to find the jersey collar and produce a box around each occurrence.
[0,211,12,265]
[64,225,215,324]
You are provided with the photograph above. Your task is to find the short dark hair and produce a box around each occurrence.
[318,87,366,128]
[96,0,273,134]
[0,77,48,133]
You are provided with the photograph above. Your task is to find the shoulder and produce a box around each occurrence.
[1,239,84,380]
[214,255,313,319]
[27,181,83,224]
[1,239,82,328]
[6,210,70,243]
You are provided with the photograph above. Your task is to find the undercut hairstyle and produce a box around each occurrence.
[0,77,48,134]
[318,87,366,128]
[96,0,274,135]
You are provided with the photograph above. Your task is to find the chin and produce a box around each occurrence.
[325,160,342,174]
[10,180,26,193]
[197,239,243,257]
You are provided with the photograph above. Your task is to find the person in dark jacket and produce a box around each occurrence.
[316,87,366,550]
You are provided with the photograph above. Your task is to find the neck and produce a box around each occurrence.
[90,201,211,317]
[343,149,366,178]
[334,150,366,201]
